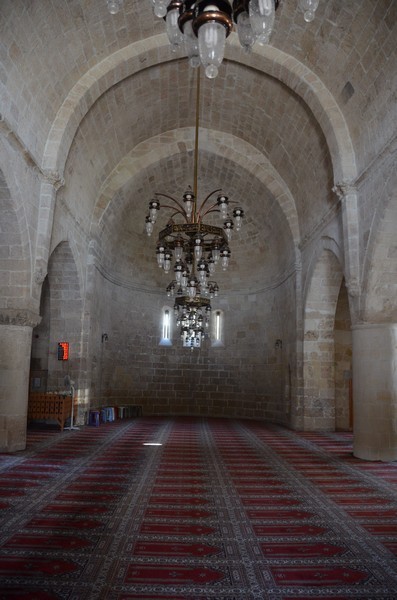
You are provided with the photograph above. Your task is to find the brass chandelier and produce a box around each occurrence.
[107,2,320,78]
[150,0,320,78]
[144,72,245,348]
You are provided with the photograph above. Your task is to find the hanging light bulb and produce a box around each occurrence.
[174,259,184,282]
[181,269,189,289]
[166,282,176,297]
[179,1,201,68]
[166,1,184,50]
[197,258,208,283]
[188,277,198,298]
[249,0,276,46]
[163,249,173,272]
[212,238,221,263]
[145,215,154,236]
[220,246,230,270]
[233,1,256,53]
[149,199,160,222]
[152,0,171,18]
[194,235,203,260]
[183,189,194,218]
[208,256,216,274]
[223,217,234,242]
[217,194,229,218]
[174,237,184,260]
[298,0,319,22]
[156,244,166,267]
[198,20,225,78]
[233,207,244,231]
[193,1,233,79]
[208,282,219,298]
[107,0,122,15]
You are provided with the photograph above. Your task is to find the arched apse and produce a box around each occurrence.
[45,242,83,396]
[90,128,300,250]
[303,244,345,431]
[92,145,297,297]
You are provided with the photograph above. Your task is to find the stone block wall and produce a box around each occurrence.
[87,268,296,424]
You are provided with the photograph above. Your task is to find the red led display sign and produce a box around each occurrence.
[57,342,69,361]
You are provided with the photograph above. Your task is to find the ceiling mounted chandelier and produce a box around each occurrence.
[149,0,319,78]
[144,72,245,348]
[107,2,320,78]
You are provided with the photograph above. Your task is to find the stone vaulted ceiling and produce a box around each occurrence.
[1,0,396,295]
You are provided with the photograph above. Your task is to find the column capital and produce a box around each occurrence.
[41,169,65,191]
[0,308,41,328]
[33,266,47,286]
[332,181,357,200]
[346,277,360,298]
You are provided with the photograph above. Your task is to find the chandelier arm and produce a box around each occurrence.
[200,205,221,219]
[201,197,241,218]
[196,189,222,216]
[154,193,187,216]
[167,209,188,222]
[160,204,187,218]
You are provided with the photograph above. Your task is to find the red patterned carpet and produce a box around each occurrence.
[1,418,397,598]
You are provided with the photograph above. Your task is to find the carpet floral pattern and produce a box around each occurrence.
[1,418,397,598]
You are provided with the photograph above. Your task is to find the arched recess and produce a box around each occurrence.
[303,243,345,430]
[90,127,300,248]
[33,242,83,399]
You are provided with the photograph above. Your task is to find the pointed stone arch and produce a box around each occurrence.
[42,34,357,187]
[44,241,84,395]
[39,35,358,312]
[90,127,300,248]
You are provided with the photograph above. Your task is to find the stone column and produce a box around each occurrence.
[0,310,40,452]
[32,172,64,303]
[352,323,397,461]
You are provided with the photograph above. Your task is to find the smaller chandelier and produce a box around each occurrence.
[143,63,243,349]
[148,0,320,78]
[145,188,244,347]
